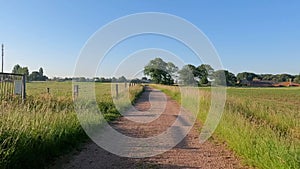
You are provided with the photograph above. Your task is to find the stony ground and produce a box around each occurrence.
[49,86,248,169]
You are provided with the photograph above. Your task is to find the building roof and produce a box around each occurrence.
[273,82,300,87]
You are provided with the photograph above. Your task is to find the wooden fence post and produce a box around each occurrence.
[21,74,26,100]
[73,85,79,99]
[116,84,119,98]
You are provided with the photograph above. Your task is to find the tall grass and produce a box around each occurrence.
[0,82,144,169]
[152,84,300,169]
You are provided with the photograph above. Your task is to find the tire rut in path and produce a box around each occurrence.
[49,86,247,169]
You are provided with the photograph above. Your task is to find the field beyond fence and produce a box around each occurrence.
[152,84,300,169]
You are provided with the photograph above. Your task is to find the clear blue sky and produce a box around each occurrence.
[1,0,300,77]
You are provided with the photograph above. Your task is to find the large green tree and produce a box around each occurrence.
[144,58,178,85]
[213,70,237,86]
[294,74,300,83]
[197,64,214,85]
[28,67,48,81]
[237,72,258,81]
[259,73,294,82]
[186,64,199,77]
[260,74,274,81]
[276,74,294,82]
[12,64,29,76]
[118,76,127,82]
[178,65,196,85]
[178,64,214,86]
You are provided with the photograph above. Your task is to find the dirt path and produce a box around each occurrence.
[49,86,247,169]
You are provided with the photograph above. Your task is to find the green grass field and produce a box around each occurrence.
[1,82,299,169]
[0,81,143,169]
[152,84,300,169]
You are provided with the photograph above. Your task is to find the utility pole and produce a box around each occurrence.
[1,44,3,73]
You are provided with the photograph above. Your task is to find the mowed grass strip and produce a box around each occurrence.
[0,82,144,169]
[151,84,300,169]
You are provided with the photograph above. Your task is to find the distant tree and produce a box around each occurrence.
[144,58,166,84]
[93,77,101,82]
[130,78,142,83]
[28,71,40,81]
[12,64,29,80]
[276,74,293,82]
[99,77,112,83]
[226,71,237,86]
[141,77,151,83]
[64,77,72,81]
[197,64,214,85]
[79,77,86,82]
[178,65,197,85]
[39,67,44,76]
[12,64,21,74]
[22,67,29,78]
[28,67,48,81]
[294,74,300,83]
[237,72,258,81]
[214,70,237,86]
[112,77,117,82]
[100,77,106,82]
[118,76,127,82]
[144,58,178,85]
[165,62,179,84]
[177,63,214,86]
[12,64,29,76]
[186,64,198,77]
[260,74,274,81]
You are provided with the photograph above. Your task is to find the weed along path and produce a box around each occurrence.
[50,86,246,169]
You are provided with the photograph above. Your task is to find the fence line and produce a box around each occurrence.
[0,73,26,100]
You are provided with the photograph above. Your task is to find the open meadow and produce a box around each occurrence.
[1,81,299,169]
[152,84,300,169]
[0,81,143,169]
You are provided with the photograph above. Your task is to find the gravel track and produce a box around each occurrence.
[49,86,247,169]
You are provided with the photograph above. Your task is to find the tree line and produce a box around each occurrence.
[51,76,144,83]
[11,60,300,85]
[12,64,48,81]
[143,58,300,86]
